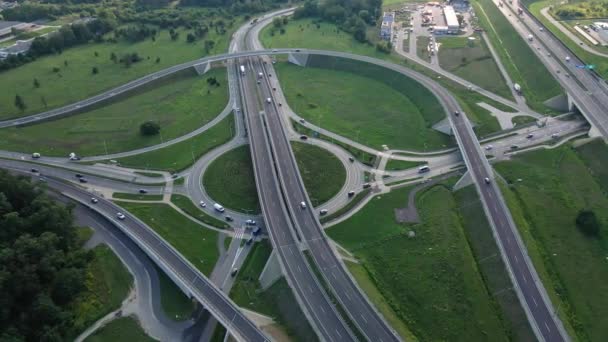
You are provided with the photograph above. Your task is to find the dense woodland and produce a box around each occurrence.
[0,170,93,341]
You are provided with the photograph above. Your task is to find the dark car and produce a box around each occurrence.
[454,111,460,116]
[139,189,148,194]
[348,190,356,197]
[362,183,371,189]
[225,216,234,222]
[300,135,308,140]
[75,173,83,178]
[79,178,88,183]
[31,168,39,173]
[348,157,355,163]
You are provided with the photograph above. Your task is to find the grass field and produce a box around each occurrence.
[495,142,608,341]
[0,68,228,156]
[437,36,513,99]
[156,265,196,321]
[291,142,345,206]
[416,36,432,63]
[113,193,163,201]
[230,241,317,341]
[72,245,133,336]
[327,184,509,341]
[0,26,232,120]
[473,0,563,112]
[527,0,608,79]
[385,158,425,171]
[203,145,260,214]
[275,61,453,151]
[261,17,504,137]
[85,317,156,342]
[170,194,230,229]
[118,202,219,276]
[117,114,234,172]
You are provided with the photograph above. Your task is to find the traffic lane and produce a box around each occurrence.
[240,60,353,341]
[45,178,267,342]
[0,159,164,194]
[255,60,400,341]
[452,114,563,341]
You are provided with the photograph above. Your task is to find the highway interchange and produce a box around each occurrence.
[1,3,605,341]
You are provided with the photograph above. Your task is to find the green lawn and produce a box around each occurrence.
[170,194,230,229]
[0,26,232,120]
[511,115,538,126]
[473,0,563,112]
[291,142,345,206]
[0,68,228,157]
[275,61,453,151]
[261,17,504,137]
[495,142,608,341]
[527,0,608,79]
[117,113,235,172]
[72,245,133,336]
[437,36,513,100]
[385,158,424,171]
[156,266,196,321]
[118,202,219,276]
[85,317,156,342]
[327,184,509,341]
[203,145,260,214]
[113,193,163,201]
[416,36,432,63]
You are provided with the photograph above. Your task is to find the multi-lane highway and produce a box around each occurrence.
[237,58,357,340]
[11,173,270,342]
[501,1,608,140]
[449,108,568,341]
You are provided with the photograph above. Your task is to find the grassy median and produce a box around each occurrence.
[85,317,156,342]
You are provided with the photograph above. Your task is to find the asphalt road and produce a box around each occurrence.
[450,107,568,341]
[238,56,356,341]
[6,172,269,342]
[503,1,608,140]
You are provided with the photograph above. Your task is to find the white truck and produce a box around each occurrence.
[213,203,225,212]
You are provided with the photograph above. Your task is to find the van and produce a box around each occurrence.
[31,152,41,159]
[214,203,225,212]
[418,165,430,173]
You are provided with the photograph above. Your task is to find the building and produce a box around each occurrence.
[380,12,395,40]
[0,20,28,39]
[443,5,460,33]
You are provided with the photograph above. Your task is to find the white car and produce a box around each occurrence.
[300,201,307,209]
[484,145,493,150]
[116,212,126,220]
[199,201,206,208]
[484,177,491,184]
[319,209,328,215]
[91,198,99,204]
[245,219,256,225]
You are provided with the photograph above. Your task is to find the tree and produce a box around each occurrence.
[110,52,117,63]
[186,32,196,43]
[204,39,215,53]
[33,78,40,88]
[91,66,99,74]
[14,94,26,111]
[140,121,160,136]
[155,57,160,63]
[576,210,601,237]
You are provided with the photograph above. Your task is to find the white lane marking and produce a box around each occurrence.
[522,273,528,284]
[544,321,552,333]
[335,329,342,339]
[532,296,538,307]
[344,291,351,301]
[360,313,368,323]
[514,254,519,263]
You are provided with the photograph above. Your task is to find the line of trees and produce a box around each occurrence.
[294,0,381,43]
[0,170,93,341]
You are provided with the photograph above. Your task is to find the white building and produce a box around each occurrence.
[443,6,460,33]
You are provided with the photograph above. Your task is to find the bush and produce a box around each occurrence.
[576,210,601,237]
[140,121,161,136]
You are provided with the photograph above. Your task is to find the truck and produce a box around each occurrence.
[239,65,245,76]
[213,203,225,212]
